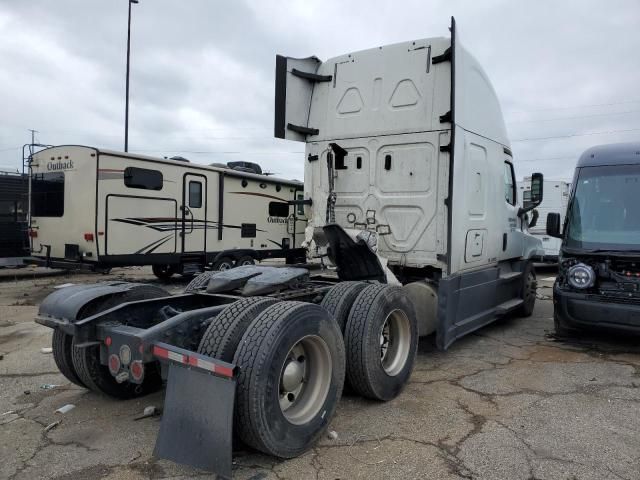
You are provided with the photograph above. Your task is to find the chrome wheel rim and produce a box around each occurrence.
[379,309,411,376]
[279,335,332,425]
[218,262,232,271]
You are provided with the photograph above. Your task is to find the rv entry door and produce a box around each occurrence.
[182,174,207,254]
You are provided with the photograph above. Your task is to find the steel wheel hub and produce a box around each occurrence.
[278,335,332,425]
[379,309,411,377]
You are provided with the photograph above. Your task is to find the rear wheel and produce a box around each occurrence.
[152,264,176,280]
[197,297,277,362]
[344,284,418,401]
[234,302,345,458]
[320,281,368,332]
[212,257,234,271]
[52,329,85,387]
[236,256,256,267]
[70,285,169,399]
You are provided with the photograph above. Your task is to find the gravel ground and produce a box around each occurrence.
[1,267,639,480]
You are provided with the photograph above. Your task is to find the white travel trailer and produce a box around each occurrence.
[28,146,306,278]
[518,178,570,262]
[38,19,546,477]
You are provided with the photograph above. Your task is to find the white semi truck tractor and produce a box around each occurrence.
[35,18,544,479]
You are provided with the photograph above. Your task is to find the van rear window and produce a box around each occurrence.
[124,167,163,190]
[32,172,64,217]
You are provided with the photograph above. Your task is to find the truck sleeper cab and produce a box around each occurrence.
[36,18,545,479]
[547,142,640,335]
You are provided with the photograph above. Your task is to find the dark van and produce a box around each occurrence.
[547,142,640,335]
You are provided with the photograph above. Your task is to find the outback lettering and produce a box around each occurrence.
[47,160,74,171]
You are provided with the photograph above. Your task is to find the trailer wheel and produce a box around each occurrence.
[71,286,169,399]
[197,297,277,362]
[320,281,368,332]
[52,329,85,387]
[212,257,234,271]
[516,262,537,317]
[234,302,345,458]
[152,264,176,280]
[236,255,255,267]
[344,284,418,401]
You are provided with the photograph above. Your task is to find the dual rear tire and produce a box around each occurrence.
[199,299,345,458]
[52,285,169,399]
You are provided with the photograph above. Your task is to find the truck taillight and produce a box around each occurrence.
[108,354,121,375]
[130,360,144,381]
[28,229,38,238]
[84,233,94,241]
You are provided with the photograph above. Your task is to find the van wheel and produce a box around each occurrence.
[320,282,368,332]
[152,264,175,280]
[234,302,345,458]
[71,286,168,399]
[213,257,234,271]
[345,284,418,401]
[516,263,537,317]
[237,256,255,267]
[198,297,277,362]
[52,329,85,387]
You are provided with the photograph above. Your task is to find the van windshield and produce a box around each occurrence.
[565,164,640,250]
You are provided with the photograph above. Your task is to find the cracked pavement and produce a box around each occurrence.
[1,267,639,479]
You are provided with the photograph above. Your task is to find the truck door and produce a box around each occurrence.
[182,174,207,254]
[498,160,523,260]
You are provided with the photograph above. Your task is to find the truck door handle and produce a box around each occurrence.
[502,233,507,251]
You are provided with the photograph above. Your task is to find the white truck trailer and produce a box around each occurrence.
[518,178,570,262]
[35,18,544,478]
[28,146,307,278]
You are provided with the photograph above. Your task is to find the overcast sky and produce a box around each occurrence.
[1,0,639,182]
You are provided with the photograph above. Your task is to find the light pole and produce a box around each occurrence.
[124,0,139,152]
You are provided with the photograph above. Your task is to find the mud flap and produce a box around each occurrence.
[154,363,236,479]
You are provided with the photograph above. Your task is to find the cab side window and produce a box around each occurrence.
[503,161,516,206]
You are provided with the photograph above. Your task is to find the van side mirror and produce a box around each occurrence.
[547,212,562,238]
[518,172,544,216]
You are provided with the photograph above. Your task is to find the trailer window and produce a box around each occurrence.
[269,201,289,217]
[504,162,516,206]
[188,181,202,208]
[124,167,163,190]
[32,172,64,217]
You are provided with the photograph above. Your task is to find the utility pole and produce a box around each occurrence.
[124,0,139,152]
[28,129,37,161]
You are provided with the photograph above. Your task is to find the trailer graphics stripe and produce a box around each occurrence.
[134,234,175,254]
[112,217,267,233]
[229,191,292,202]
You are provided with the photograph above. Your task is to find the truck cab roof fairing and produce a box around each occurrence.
[274,20,509,149]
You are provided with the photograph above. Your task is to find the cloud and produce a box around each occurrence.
[0,0,639,183]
